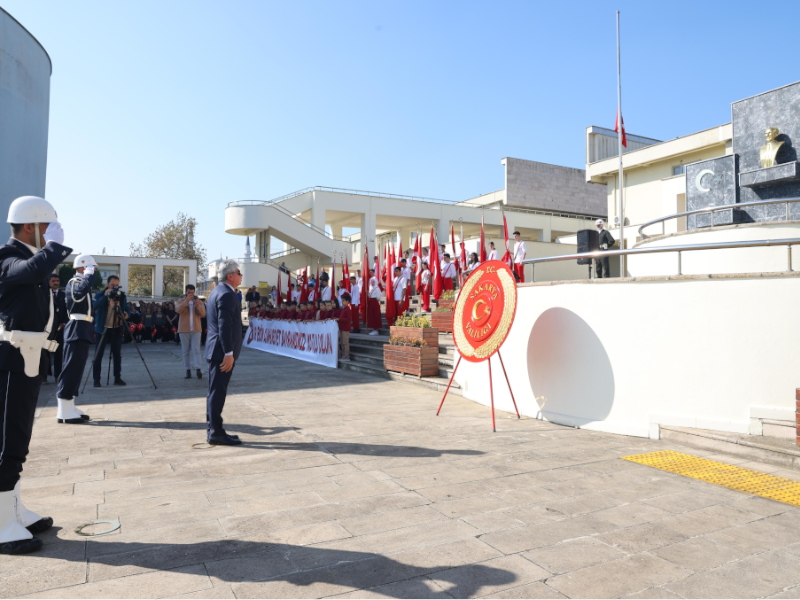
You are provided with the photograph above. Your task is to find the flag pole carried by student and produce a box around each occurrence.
[501,211,513,268]
[343,255,350,292]
[479,213,487,263]
[361,242,369,328]
[430,226,443,300]
[385,243,396,326]
[459,221,467,284]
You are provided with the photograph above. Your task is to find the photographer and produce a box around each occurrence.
[92,275,129,387]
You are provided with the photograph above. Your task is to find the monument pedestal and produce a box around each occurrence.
[740,162,800,188]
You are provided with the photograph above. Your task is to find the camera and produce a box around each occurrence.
[108,285,125,300]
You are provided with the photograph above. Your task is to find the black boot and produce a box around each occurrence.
[196,369,202,379]
[114,378,126,386]
[185,370,192,379]
[0,537,42,554]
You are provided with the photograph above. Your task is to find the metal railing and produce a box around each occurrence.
[638,197,800,239]
[523,237,800,283]
[228,186,606,222]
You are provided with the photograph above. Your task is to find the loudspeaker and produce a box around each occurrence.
[576,229,599,265]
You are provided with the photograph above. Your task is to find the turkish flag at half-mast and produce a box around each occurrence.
[614,109,627,148]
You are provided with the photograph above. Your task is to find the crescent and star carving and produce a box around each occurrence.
[471,299,487,321]
[695,169,714,192]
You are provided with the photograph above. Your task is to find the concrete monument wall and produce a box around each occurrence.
[0,8,51,216]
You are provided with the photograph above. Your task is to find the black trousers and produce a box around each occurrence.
[206,360,235,438]
[595,256,611,278]
[93,330,122,382]
[0,370,42,491]
[57,340,91,400]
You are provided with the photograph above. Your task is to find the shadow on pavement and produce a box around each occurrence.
[92,421,298,437]
[33,535,514,598]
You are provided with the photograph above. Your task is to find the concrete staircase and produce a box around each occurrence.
[339,297,462,396]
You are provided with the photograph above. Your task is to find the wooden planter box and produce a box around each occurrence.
[436,299,455,310]
[389,326,439,348]
[431,309,454,333]
[383,345,440,378]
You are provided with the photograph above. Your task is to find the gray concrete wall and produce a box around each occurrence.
[0,8,51,216]
[503,158,606,217]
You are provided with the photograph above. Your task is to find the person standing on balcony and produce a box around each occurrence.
[594,219,616,279]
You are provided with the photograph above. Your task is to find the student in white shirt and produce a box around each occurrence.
[513,231,527,283]
[441,255,457,290]
[392,266,407,325]
[420,264,431,312]
[367,270,382,335]
[487,241,498,261]
[348,275,361,333]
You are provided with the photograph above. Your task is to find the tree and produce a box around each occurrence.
[129,213,207,297]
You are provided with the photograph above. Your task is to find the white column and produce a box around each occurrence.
[310,191,325,231]
[120,258,129,291]
[154,265,164,297]
[361,210,376,268]
[437,219,449,247]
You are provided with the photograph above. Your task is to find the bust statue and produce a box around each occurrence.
[760,127,785,168]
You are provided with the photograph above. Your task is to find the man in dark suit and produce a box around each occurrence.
[43,274,67,383]
[595,219,616,278]
[204,260,244,446]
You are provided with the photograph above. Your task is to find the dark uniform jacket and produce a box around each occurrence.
[599,229,616,249]
[51,288,67,343]
[64,272,96,343]
[0,238,72,373]
[205,283,243,363]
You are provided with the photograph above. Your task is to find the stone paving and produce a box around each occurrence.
[6,341,800,598]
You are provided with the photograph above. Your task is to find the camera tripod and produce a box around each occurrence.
[81,300,157,392]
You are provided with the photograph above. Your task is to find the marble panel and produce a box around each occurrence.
[685,155,738,229]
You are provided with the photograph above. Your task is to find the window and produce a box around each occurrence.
[672,165,686,176]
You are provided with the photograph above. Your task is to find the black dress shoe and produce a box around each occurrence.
[185,370,192,379]
[114,378,126,386]
[57,418,87,424]
[207,434,242,446]
[26,517,53,534]
[196,369,203,379]
[80,414,90,421]
[93,381,101,388]
[0,536,42,554]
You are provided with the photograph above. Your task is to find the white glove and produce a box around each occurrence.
[84,265,96,276]
[600,244,608,250]
[43,221,64,245]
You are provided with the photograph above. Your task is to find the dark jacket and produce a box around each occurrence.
[205,283,243,363]
[0,238,72,373]
[599,229,615,249]
[93,288,130,335]
[245,291,260,303]
[64,272,96,343]
[51,288,67,343]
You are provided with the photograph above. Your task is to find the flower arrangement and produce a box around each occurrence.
[393,313,431,328]
[441,290,456,300]
[388,336,427,348]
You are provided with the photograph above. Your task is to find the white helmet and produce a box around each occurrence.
[73,253,97,269]
[7,196,58,224]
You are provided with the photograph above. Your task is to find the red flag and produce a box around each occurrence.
[385,243,396,326]
[343,256,350,292]
[450,224,459,276]
[397,239,403,263]
[361,242,369,327]
[330,255,336,303]
[479,214,487,263]
[276,270,282,306]
[415,232,423,291]
[430,227,443,300]
[614,109,627,148]
[412,234,420,272]
[315,260,320,303]
[300,268,309,303]
[502,212,513,267]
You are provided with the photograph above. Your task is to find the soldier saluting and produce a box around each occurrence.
[0,196,71,554]
[55,253,98,423]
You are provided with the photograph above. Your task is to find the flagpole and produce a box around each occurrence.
[616,10,625,277]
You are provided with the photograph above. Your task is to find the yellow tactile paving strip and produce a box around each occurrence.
[622,450,800,507]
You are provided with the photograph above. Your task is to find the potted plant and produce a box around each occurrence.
[431,290,455,333]
[383,337,440,378]
[389,313,439,348]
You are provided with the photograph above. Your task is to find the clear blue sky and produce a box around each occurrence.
[3,0,799,262]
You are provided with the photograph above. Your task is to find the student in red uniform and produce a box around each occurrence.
[392,266,407,325]
[420,263,431,312]
[367,269,382,334]
[338,294,352,362]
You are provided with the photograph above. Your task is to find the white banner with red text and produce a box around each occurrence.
[244,318,338,368]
